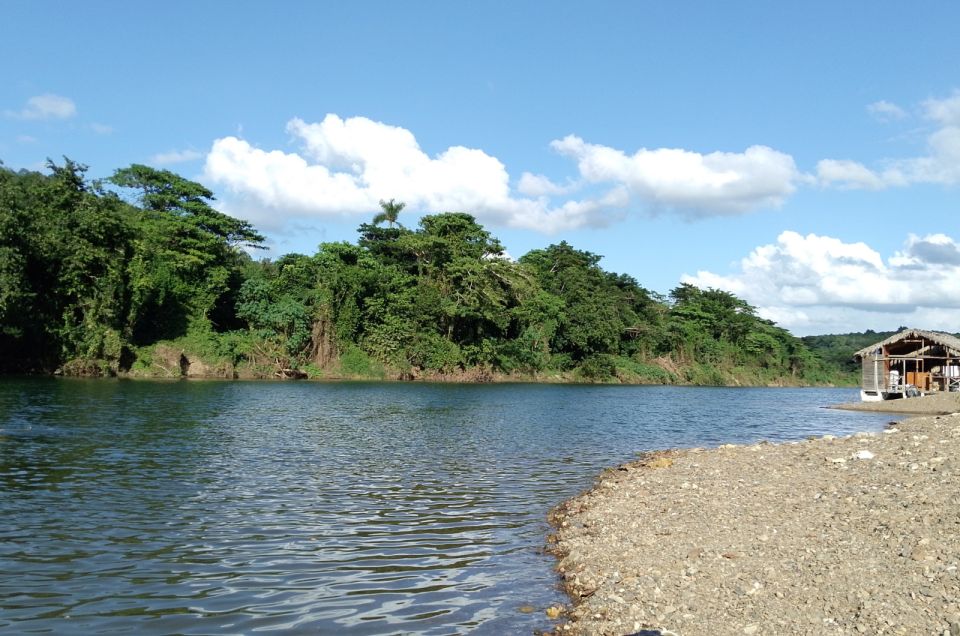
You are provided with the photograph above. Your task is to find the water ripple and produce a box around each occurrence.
[0,379,893,633]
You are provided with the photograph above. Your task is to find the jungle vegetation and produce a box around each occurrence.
[0,159,847,384]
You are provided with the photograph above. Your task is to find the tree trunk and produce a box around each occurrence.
[311,313,337,368]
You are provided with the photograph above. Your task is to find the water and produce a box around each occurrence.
[0,379,896,634]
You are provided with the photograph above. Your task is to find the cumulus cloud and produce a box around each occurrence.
[682,232,960,335]
[815,159,885,190]
[550,136,801,217]
[202,114,802,234]
[517,172,579,196]
[150,149,203,165]
[204,115,609,232]
[867,100,906,122]
[6,94,77,120]
[820,91,960,189]
[890,233,960,267]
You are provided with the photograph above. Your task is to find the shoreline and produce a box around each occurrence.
[547,393,960,635]
[828,392,960,416]
[12,368,851,389]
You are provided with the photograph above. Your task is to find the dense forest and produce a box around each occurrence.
[801,331,901,376]
[0,159,851,385]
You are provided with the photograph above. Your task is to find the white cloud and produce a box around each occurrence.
[517,172,579,196]
[150,149,203,165]
[6,94,77,120]
[923,91,960,126]
[815,159,885,190]
[866,100,906,122]
[203,114,626,233]
[682,231,960,335]
[90,123,114,135]
[889,233,960,267]
[203,114,803,235]
[889,123,960,185]
[551,135,801,217]
[820,91,960,189]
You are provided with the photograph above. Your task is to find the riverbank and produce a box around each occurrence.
[548,394,960,635]
[830,392,960,415]
[46,348,850,387]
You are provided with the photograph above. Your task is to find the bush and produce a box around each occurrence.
[338,345,385,378]
[577,354,617,380]
[616,358,677,384]
[407,333,462,373]
[685,363,727,386]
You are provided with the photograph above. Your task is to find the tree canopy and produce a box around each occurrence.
[0,159,844,384]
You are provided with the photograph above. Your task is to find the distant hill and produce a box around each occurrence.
[801,330,901,375]
[801,328,960,376]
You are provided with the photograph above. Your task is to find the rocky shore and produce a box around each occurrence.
[548,393,960,635]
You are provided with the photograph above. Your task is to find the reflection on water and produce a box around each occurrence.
[0,379,893,634]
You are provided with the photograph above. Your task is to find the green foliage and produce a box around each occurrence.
[576,354,617,381]
[0,160,262,373]
[616,358,678,384]
[801,330,897,374]
[110,164,264,249]
[109,164,264,338]
[520,242,660,364]
[338,345,385,378]
[0,162,851,385]
[372,198,405,228]
[684,363,728,386]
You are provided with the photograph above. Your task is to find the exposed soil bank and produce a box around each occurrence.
[549,399,960,635]
[43,347,848,387]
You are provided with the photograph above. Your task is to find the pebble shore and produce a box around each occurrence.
[548,393,960,636]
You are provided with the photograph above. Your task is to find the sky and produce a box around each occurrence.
[2,1,958,336]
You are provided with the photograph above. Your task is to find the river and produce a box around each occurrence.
[0,379,895,634]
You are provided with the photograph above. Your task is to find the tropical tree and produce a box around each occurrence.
[373,198,405,228]
[108,164,265,340]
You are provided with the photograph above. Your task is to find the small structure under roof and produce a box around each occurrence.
[854,328,960,401]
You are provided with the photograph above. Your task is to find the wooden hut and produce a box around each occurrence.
[854,328,960,401]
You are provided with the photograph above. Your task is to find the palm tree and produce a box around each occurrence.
[373,198,405,228]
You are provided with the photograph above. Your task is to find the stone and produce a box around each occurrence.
[548,401,960,635]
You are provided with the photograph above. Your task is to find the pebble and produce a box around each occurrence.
[549,401,960,635]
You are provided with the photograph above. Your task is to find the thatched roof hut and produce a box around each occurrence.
[854,328,960,401]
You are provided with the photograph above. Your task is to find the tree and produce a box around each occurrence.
[0,157,841,384]
[0,159,135,370]
[109,165,265,339]
[110,164,265,249]
[521,242,624,362]
[373,198,405,228]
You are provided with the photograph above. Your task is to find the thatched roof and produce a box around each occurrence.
[854,328,960,359]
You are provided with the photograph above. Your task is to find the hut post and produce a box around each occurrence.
[873,356,879,394]
[902,358,906,397]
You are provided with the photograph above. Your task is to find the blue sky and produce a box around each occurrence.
[2,2,958,335]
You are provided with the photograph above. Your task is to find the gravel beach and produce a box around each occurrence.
[548,393,960,635]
